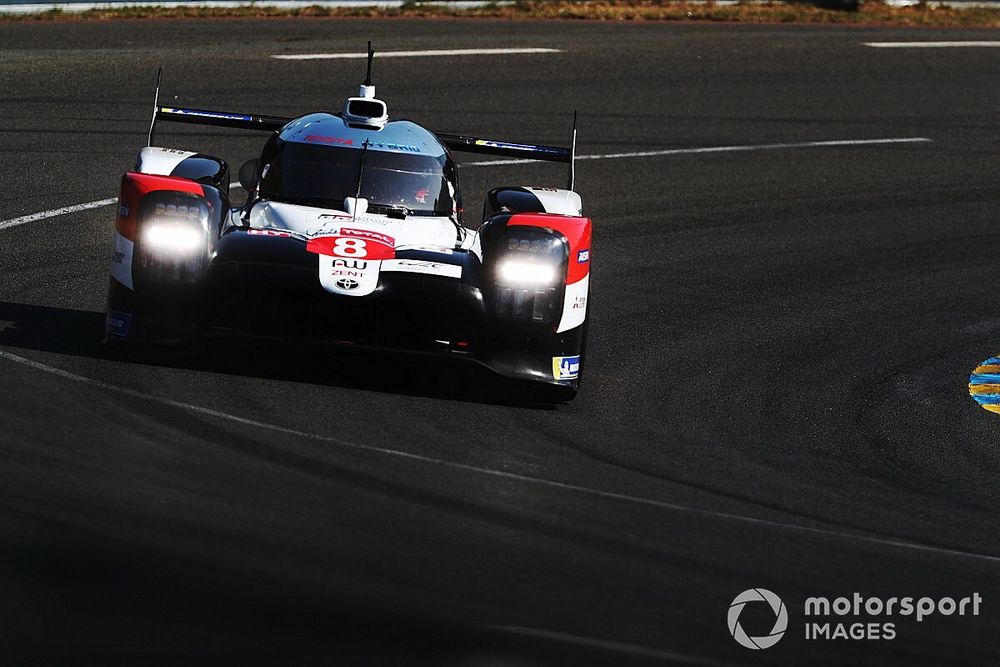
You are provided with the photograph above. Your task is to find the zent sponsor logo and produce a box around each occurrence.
[552,355,580,380]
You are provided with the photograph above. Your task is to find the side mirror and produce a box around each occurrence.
[238,159,260,191]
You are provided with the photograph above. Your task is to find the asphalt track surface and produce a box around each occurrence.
[2,17,1000,666]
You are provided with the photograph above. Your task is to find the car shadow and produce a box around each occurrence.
[0,301,567,409]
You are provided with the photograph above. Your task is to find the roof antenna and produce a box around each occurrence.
[147,67,162,147]
[365,41,374,86]
[360,41,375,98]
[567,110,577,191]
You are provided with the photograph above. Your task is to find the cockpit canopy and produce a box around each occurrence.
[257,113,459,218]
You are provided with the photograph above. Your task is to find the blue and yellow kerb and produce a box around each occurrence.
[969,356,1000,415]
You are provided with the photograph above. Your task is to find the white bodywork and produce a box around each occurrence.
[110,230,134,289]
[135,146,197,176]
[245,200,476,297]
[557,274,588,333]
[524,187,583,217]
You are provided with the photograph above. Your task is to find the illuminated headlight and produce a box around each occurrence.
[498,259,558,285]
[134,194,212,285]
[142,223,205,252]
[493,235,564,321]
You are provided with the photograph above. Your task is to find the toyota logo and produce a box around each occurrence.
[335,278,360,290]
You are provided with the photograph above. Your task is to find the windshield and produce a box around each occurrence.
[258,140,453,216]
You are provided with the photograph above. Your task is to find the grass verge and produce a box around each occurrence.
[3,0,1000,28]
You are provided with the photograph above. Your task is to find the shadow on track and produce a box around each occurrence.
[0,301,569,409]
[1,512,622,667]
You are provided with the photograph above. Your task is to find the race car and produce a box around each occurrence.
[105,48,591,399]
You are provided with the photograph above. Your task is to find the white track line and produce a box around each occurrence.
[0,198,118,233]
[273,48,562,61]
[0,183,243,234]
[0,347,996,565]
[465,136,932,167]
[0,138,930,231]
[865,41,1000,48]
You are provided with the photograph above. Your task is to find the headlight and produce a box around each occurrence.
[140,199,209,253]
[142,223,205,253]
[495,234,565,286]
[497,259,558,285]
[134,193,211,285]
[492,232,566,322]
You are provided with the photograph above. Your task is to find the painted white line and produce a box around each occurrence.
[0,346,996,565]
[490,626,741,666]
[0,139,928,231]
[0,183,244,234]
[465,136,933,167]
[865,41,1000,48]
[0,198,118,233]
[272,48,562,61]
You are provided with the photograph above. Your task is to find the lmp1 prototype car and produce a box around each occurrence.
[105,49,591,398]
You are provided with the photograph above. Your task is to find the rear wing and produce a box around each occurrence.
[151,105,578,189]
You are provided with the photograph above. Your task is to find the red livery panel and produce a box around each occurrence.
[116,172,205,241]
[306,235,396,260]
[507,213,592,284]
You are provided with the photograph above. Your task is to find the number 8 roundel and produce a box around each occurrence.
[306,235,395,260]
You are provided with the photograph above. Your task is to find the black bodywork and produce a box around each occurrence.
[108,103,586,397]
[108,194,586,396]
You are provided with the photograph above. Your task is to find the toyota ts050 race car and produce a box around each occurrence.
[105,48,592,399]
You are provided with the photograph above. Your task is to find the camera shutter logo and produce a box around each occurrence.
[728,589,788,650]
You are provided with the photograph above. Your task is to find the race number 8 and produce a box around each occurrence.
[334,237,367,257]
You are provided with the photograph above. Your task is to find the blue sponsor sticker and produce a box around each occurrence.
[163,108,252,122]
[552,355,580,380]
[577,249,590,263]
[368,140,421,153]
[106,310,133,337]
[474,139,567,157]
